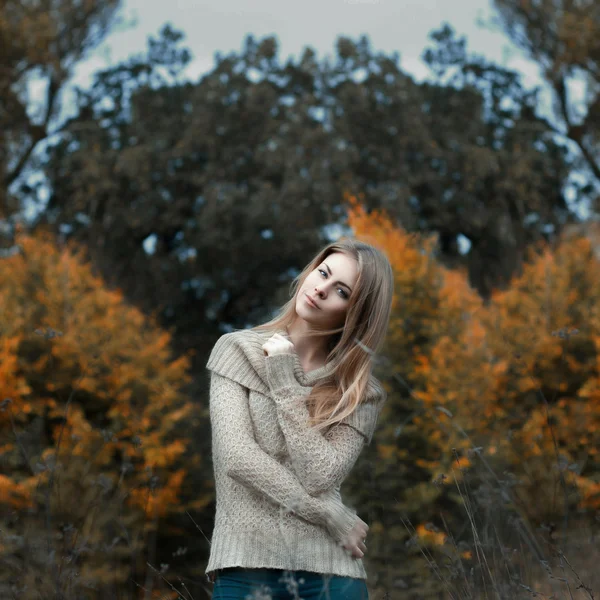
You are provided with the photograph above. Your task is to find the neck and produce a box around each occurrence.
[285,318,331,367]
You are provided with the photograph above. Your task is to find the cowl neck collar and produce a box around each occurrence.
[206,326,334,396]
[277,327,334,386]
[206,326,387,446]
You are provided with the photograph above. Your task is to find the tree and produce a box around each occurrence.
[491,0,600,202]
[419,23,582,294]
[343,196,490,597]
[34,29,345,359]
[344,197,600,596]
[480,233,600,519]
[0,229,206,599]
[0,0,121,217]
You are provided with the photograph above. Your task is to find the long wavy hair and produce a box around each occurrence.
[254,237,393,431]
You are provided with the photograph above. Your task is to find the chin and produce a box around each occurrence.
[294,303,318,327]
[295,306,314,323]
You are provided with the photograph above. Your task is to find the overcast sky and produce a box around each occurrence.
[72,0,542,88]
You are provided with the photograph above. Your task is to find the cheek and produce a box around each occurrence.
[329,300,350,322]
[303,273,318,289]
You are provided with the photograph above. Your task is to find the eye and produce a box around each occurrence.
[318,269,327,278]
[337,288,349,299]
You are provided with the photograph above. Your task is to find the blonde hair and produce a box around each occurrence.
[254,237,393,431]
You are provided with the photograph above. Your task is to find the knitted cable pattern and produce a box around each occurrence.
[205,328,386,579]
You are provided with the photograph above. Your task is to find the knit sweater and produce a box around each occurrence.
[205,327,386,579]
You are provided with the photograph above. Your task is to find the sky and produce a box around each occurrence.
[71,0,543,89]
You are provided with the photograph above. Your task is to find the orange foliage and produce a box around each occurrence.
[415,522,446,546]
[347,193,490,473]
[346,194,600,524]
[0,474,32,509]
[482,236,600,511]
[0,230,201,592]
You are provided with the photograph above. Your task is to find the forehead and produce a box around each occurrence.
[322,251,358,284]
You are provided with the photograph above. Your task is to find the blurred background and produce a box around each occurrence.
[1,0,599,598]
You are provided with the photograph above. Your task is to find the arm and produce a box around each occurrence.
[265,353,383,496]
[209,371,359,543]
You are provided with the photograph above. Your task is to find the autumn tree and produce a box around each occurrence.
[479,234,600,520]
[413,225,600,530]
[399,229,600,595]
[343,196,493,596]
[0,229,207,599]
[344,197,599,596]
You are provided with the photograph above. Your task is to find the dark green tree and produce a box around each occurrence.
[28,27,580,367]
[491,0,600,196]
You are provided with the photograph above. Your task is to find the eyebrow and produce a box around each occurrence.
[323,262,353,293]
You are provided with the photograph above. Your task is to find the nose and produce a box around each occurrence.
[315,285,325,298]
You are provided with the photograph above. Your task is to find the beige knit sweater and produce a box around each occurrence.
[205,327,386,579]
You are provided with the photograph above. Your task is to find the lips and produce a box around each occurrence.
[305,293,320,309]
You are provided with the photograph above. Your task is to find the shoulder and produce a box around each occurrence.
[206,330,252,371]
[364,374,387,407]
[206,328,273,395]
[206,329,268,386]
[338,374,386,444]
[209,328,269,357]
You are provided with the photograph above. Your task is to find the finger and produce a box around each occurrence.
[352,546,364,559]
[358,541,367,554]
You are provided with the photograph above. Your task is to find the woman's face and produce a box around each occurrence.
[295,251,358,330]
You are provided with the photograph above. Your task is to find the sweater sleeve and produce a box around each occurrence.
[209,371,360,544]
[264,353,385,496]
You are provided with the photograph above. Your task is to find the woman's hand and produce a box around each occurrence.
[342,517,369,559]
[262,333,295,357]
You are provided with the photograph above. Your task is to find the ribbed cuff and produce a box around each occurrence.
[323,501,359,543]
[265,353,303,394]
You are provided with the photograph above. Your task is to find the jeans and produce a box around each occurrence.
[211,567,369,599]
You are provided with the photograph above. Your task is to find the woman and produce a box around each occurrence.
[206,238,393,599]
